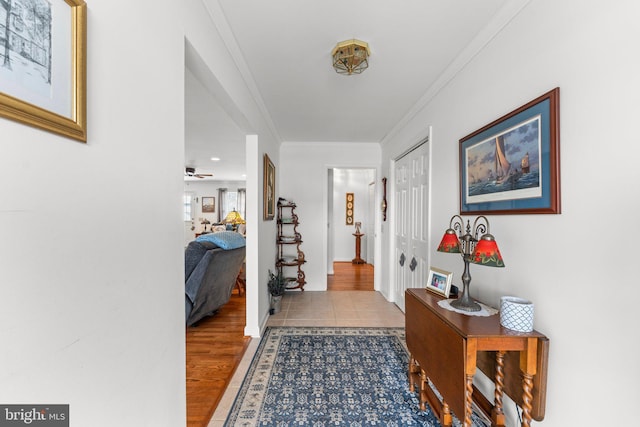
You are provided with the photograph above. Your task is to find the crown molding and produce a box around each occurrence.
[201,0,282,143]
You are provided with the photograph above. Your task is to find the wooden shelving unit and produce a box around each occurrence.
[276,199,306,290]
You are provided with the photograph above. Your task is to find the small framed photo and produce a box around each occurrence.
[426,267,453,297]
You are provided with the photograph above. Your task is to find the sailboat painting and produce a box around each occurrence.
[459,88,560,215]
[464,116,542,204]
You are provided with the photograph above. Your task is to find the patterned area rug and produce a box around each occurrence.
[225,327,489,426]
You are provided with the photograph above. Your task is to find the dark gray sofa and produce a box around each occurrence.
[184,239,245,326]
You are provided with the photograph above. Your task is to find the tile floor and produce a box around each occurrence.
[207,290,405,426]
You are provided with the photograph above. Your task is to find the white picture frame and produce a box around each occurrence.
[426,267,453,297]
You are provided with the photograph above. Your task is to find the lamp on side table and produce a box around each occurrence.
[437,215,504,312]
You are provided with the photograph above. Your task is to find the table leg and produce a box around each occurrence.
[519,338,538,427]
[408,356,420,393]
[419,369,429,411]
[521,372,533,427]
[464,374,474,426]
[464,338,478,427]
[492,351,506,426]
[441,401,453,427]
[235,262,246,296]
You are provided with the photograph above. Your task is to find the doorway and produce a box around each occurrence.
[327,167,377,290]
[184,40,254,426]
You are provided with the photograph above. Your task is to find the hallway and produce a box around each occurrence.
[186,261,403,426]
[263,288,403,328]
[208,287,404,426]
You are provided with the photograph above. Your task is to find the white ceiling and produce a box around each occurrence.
[185,0,520,181]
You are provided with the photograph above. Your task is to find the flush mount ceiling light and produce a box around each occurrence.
[332,39,370,75]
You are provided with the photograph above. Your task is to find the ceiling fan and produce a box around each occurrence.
[185,167,212,179]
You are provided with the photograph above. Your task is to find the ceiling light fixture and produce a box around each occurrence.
[210,157,220,161]
[332,39,370,75]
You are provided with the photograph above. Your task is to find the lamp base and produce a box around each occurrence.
[450,297,481,312]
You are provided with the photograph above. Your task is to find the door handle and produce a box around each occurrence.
[399,253,406,266]
[409,257,417,272]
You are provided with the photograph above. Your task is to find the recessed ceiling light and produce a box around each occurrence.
[210,157,220,161]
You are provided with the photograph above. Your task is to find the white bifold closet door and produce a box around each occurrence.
[393,141,429,311]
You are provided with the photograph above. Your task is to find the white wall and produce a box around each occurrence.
[0,1,286,425]
[0,1,185,426]
[280,142,381,291]
[332,169,374,262]
[380,1,640,425]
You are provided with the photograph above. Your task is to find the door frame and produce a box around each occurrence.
[324,165,381,291]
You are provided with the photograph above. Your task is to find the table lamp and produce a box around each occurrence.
[437,215,504,311]
[224,210,245,231]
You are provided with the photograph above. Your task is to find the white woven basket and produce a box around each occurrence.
[500,296,534,332]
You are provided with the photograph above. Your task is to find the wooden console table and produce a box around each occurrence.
[405,289,548,427]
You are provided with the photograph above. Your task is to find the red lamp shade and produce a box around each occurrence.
[437,229,461,253]
[471,234,504,267]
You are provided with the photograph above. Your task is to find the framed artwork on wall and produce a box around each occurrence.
[381,177,387,221]
[263,154,275,220]
[202,197,215,213]
[459,88,560,215]
[345,193,354,225]
[0,0,87,142]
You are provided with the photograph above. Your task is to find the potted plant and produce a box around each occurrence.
[267,269,286,314]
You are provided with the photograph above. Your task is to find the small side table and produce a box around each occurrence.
[352,232,365,264]
[235,261,246,296]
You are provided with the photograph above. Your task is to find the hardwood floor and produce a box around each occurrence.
[185,262,374,427]
[327,261,374,291]
[185,290,250,427]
